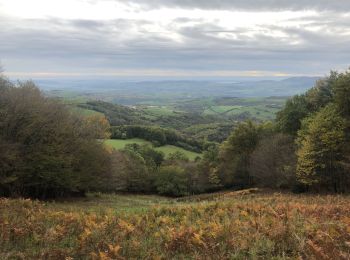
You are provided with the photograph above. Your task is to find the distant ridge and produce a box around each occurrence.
[36,76,320,102]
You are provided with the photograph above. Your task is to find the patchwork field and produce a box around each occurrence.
[1,191,349,259]
[105,139,201,160]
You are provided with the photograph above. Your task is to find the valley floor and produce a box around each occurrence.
[1,190,349,259]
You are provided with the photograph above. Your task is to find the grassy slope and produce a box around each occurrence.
[105,139,201,160]
[155,145,201,161]
[105,138,152,149]
[1,191,349,259]
[71,106,104,117]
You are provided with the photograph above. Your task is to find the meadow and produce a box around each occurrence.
[1,190,349,259]
[105,139,201,161]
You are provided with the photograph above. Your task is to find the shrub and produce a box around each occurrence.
[155,166,189,196]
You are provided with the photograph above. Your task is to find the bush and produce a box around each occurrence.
[249,133,297,189]
[167,151,189,162]
[155,166,189,196]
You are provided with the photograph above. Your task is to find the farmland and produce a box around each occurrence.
[105,139,202,160]
[1,191,349,259]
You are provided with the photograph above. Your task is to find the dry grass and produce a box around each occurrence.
[1,191,350,259]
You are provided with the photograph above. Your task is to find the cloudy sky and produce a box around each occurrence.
[0,0,349,79]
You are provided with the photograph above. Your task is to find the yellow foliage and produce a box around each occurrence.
[1,194,350,259]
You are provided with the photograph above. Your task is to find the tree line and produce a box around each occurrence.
[205,70,350,193]
[111,125,206,152]
[0,78,115,198]
[1,69,349,198]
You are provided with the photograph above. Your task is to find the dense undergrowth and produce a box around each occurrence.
[1,191,349,259]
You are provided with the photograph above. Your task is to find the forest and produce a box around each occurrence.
[1,69,350,198]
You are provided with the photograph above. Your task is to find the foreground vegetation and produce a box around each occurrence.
[1,191,350,259]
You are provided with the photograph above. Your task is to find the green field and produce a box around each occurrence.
[105,139,201,160]
[203,105,280,120]
[71,106,104,117]
[154,145,201,160]
[105,138,152,149]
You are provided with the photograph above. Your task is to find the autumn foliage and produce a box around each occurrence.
[1,191,349,259]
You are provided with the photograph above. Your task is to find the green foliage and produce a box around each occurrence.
[250,133,297,189]
[0,80,111,198]
[155,166,189,196]
[272,70,350,192]
[79,101,147,126]
[332,69,350,118]
[296,105,347,191]
[182,123,234,143]
[119,148,154,192]
[124,144,164,170]
[305,75,335,112]
[167,151,189,162]
[276,94,309,135]
[277,74,336,136]
[105,144,165,193]
[111,125,204,152]
[218,121,261,188]
[105,139,202,161]
[207,170,222,190]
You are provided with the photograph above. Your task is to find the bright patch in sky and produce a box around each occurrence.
[0,0,349,78]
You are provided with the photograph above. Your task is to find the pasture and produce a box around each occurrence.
[105,139,201,160]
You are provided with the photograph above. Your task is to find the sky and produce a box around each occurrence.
[0,0,350,79]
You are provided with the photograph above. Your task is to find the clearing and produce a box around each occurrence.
[105,138,201,160]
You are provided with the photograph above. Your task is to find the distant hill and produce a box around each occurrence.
[36,77,320,105]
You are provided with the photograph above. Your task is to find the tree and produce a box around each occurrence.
[0,80,112,198]
[197,145,221,191]
[276,95,309,136]
[168,151,189,162]
[155,166,189,196]
[121,147,154,192]
[332,69,350,119]
[84,114,111,139]
[250,133,296,189]
[296,105,347,192]
[305,73,336,112]
[218,121,261,188]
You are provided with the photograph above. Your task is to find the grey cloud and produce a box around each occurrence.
[1,11,350,77]
[118,0,350,12]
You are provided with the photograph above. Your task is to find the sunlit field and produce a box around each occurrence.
[105,139,202,161]
[1,190,349,259]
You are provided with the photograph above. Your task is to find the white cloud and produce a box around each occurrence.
[0,0,349,78]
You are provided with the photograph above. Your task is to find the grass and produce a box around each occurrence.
[47,193,171,214]
[71,106,104,117]
[1,190,350,259]
[105,139,201,160]
[105,138,152,150]
[155,145,201,161]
